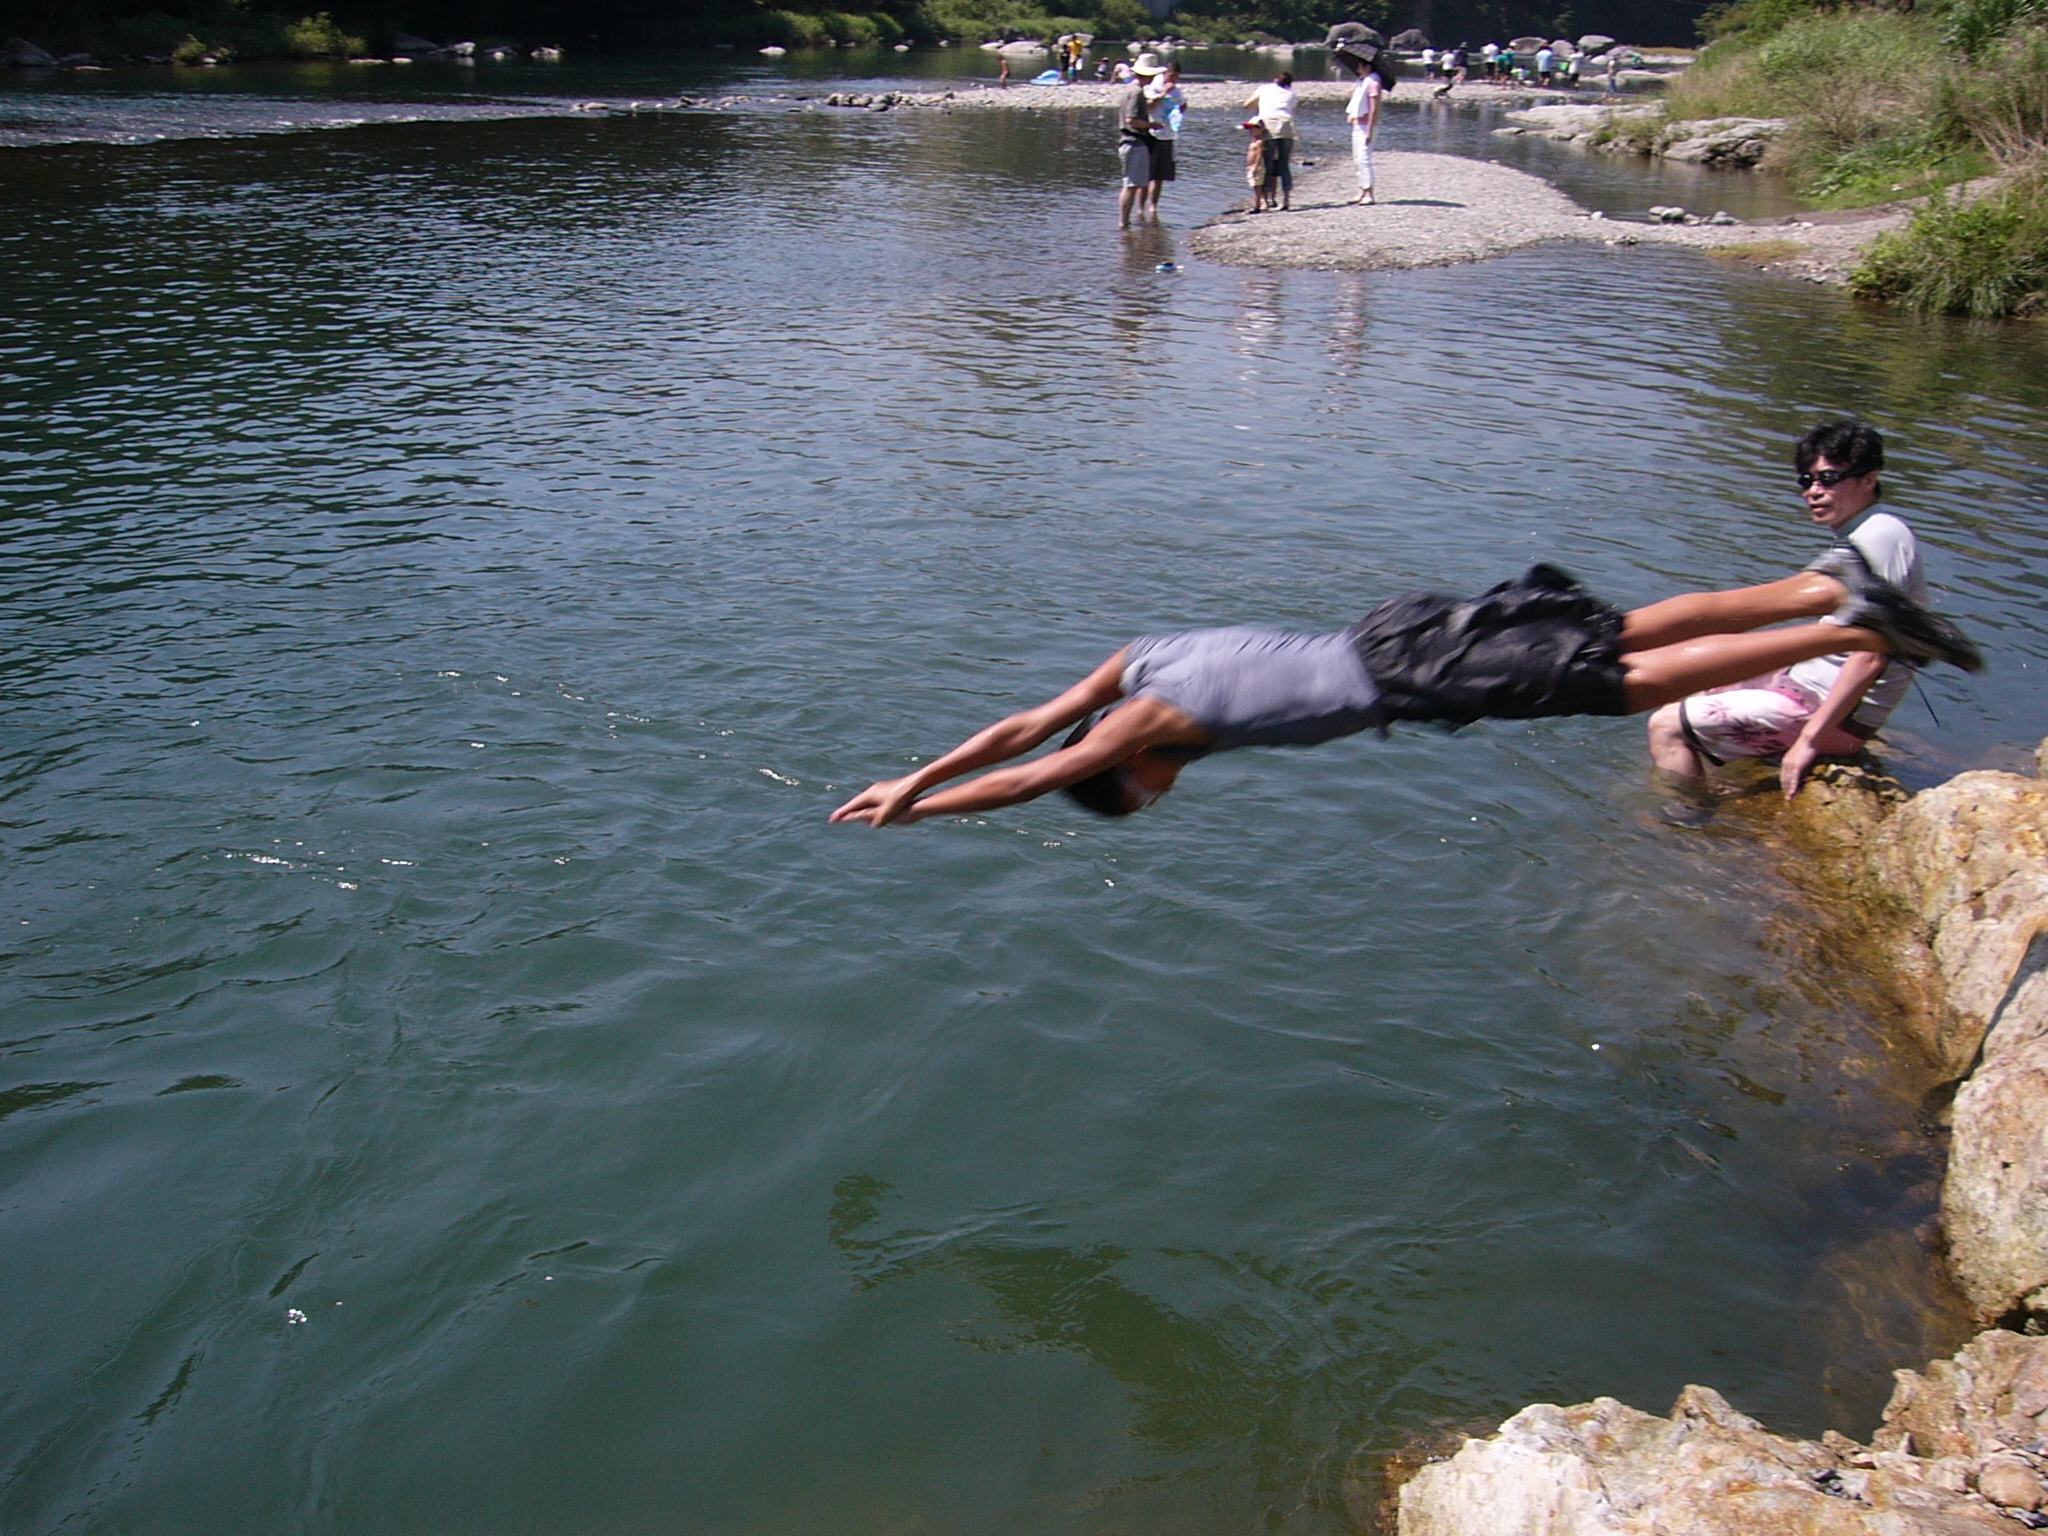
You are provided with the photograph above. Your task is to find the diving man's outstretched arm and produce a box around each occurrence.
[829,650,1198,827]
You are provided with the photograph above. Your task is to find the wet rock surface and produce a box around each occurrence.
[1401,1340,2048,1533]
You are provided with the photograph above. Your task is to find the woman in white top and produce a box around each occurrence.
[1346,61,1391,205]
[1243,72,1298,209]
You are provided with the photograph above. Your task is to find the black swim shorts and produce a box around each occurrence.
[1348,564,1629,726]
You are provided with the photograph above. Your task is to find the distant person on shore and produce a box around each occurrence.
[1433,43,1468,97]
[998,56,1010,86]
[830,563,1979,827]
[1143,61,1185,216]
[1242,117,1274,211]
[1110,58,1134,83]
[1094,57,1110,80]
[1115,55,1163,227]
[1346,53,1392,205]
[1245,71,1297,209]
[1536,44,1556,86]
[1647,422,1938,809]
[1481,40,1499,78]
[1420,44,1437,77]
[1603,51,1620,95]
[1493,44,1515,85]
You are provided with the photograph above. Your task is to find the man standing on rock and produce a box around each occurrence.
[1116,54,1163,227]
[1646,421,1932,811]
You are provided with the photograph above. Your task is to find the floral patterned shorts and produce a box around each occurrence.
[1679,670,1868,764]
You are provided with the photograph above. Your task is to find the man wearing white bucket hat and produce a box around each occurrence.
[1115,53,1164,227]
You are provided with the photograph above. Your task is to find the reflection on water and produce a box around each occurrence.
[0,79,2043,1536]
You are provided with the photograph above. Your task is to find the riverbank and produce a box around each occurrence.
[1187,151,1905,284]
[1396,749,2048,1534]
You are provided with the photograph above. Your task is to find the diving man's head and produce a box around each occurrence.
[1058,711,1187,817]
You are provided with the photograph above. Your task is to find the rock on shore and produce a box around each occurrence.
[1502,103,1790,167]
[1790,761,2048,1322]
[1401,1338,2048,1534]
[1398,749,2048,1533]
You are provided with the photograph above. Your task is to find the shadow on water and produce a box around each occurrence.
[828,1173,1449,1528]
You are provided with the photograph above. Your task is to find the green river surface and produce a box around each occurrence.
[4,49,2048,1534]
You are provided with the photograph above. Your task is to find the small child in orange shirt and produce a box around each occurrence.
[1242,118,1271,212]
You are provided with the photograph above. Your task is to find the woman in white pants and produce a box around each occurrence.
[1346,60,1391,205]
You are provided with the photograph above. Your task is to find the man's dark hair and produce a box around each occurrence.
[1062,768,1138,816]
[1795,420,1885,479]
[1056,711,1138,816]
[1276,70,1294,85]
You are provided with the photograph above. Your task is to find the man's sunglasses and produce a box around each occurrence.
[1797,468,1861,489]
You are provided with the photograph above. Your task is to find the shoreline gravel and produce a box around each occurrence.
[1186,151,1907,284]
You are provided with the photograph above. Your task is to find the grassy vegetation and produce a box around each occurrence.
[1706,236,1809,262]
[70,6,367,57]
[1850,171,2048,314]
[1666,9,1987,204]
[1660,0,2048,313]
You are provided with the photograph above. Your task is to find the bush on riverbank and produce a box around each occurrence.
[1849,172,2048,315]
[1669,0,2048,312]
[51,4,366,58]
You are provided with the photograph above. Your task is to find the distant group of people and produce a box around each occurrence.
[1416,39,1622,93]
[1119,56,1394,222]
[1103,35,1634,224]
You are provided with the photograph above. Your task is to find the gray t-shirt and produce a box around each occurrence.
[1116,83,1152,141]
[1788,508,1923,729]
[1121,627,1383,754]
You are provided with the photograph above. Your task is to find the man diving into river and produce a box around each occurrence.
[829,562,1981,827]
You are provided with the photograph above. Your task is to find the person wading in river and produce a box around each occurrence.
[1115,54,1163,227]
[829,563,1980,826]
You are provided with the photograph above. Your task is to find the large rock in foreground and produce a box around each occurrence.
[1785,761,2048,1322]
[1401,1332,2048,1534]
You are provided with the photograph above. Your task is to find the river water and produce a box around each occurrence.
[5,52,2048,1535]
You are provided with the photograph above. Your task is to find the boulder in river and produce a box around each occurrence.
[4,36,57,67]
[1661,116,1787,166]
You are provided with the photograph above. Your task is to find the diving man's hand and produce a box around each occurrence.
[828,778,927,827]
